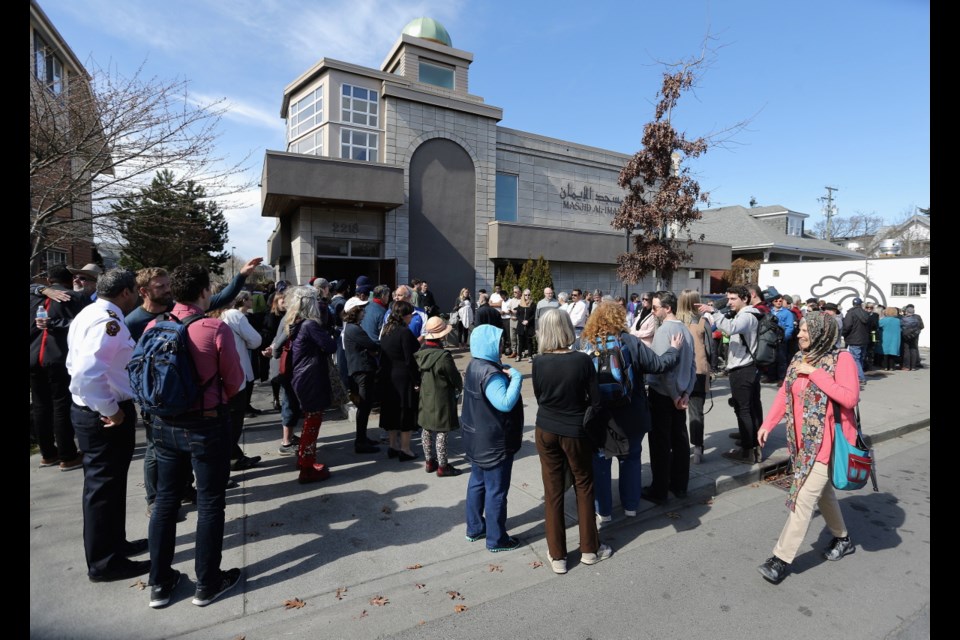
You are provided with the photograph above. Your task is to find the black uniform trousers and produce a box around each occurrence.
[71,399,136,577]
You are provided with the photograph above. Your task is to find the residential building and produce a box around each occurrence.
[29,0,100,281]
[683,204,864,290]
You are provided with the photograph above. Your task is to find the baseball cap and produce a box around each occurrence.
[355,275,373,296]
[761,286,781,303]
[344,297,369,313]
[852,297,863,306]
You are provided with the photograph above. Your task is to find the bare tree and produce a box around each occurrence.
[615,45,751,290]
[29,58,253,272]
[810,212,885,239]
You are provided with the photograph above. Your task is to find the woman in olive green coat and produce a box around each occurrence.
[415,317,463,477]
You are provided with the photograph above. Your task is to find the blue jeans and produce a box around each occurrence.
[279,377,302,427]
[847,345,866,383]
[465,455,515,549]
[593,432,643,516]
[148,410,231,589]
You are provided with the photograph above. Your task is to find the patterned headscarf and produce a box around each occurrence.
[781,311,840,510]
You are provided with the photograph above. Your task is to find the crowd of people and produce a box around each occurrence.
[30,262,927,603]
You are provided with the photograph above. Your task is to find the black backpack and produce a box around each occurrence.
[748,311,784,368]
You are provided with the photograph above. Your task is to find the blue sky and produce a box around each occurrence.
[38,0,930,263]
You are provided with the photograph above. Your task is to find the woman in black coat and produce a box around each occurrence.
[377,301,421,460]
[514,288,536,361]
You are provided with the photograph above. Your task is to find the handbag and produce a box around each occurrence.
[278,340,292,379]
[829,401,879,492]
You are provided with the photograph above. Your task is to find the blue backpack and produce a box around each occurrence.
[127,313,207,417]
[588,334,635,408]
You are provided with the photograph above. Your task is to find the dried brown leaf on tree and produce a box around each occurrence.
[283,598,306,609]
[446,590,465,600]
[487,564,503,573]
[370,595,389,606]
[335,586,348,600]
[406,563,423,570]
[529,561,543,569]
[454,604,468,613]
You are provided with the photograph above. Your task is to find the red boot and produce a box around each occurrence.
[298,463,331,484]
[297,412,322,470]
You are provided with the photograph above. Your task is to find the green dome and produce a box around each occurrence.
[401,17,452,47]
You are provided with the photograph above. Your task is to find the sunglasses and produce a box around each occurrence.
[73,275,94,283]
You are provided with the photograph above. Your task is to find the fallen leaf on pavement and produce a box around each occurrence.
[357,610,368,619]
[406,563,423,570]
[487,564,503,572]
[284,598,306,609]
[446,590,465,600]
[370,595,389,606]
[335,586,348,600]
[381,505,392,514]
[702,497,714,505]
[415,583,426,589]
[454,604,468,613]
[130,579,147,590]
[529,561,543,569]
[666,511,680,519]
[269,521,284,527]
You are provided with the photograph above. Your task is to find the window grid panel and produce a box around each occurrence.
[340,128,378,162]
[341,84,379,128]
[288,87,323,142]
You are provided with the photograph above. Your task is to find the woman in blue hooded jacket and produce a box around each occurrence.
[460,324,524,553]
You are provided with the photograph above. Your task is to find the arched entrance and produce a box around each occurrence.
[408,139,476,311]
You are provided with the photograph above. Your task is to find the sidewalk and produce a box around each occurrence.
[28,349,930,639]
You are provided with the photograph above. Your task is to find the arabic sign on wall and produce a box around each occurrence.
[559,183,622,215]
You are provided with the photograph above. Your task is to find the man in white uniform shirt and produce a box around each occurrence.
[567,289,589,338]
[66,268,150,583]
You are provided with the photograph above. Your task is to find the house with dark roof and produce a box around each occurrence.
[686,205,864,263]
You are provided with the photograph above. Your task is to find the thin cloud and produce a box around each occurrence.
[190,91,283,132]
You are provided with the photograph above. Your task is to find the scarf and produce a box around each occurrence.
[782,311,839,511]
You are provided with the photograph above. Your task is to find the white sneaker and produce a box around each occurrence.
[581,543,613,565]
[624,509,637,517]
[549,557,567,574]
[692,445,704,465]
[596,513,612,529]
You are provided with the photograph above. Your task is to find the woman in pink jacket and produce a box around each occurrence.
[755,311,860,584]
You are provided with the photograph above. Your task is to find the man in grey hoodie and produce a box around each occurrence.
[697,285,764,464]
[642,291,697,505]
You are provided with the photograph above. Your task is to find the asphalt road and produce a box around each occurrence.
[386,428,931,640]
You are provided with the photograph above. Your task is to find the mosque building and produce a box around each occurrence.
[261,17,730,305]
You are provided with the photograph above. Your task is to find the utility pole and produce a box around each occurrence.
[819,186,838,241]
